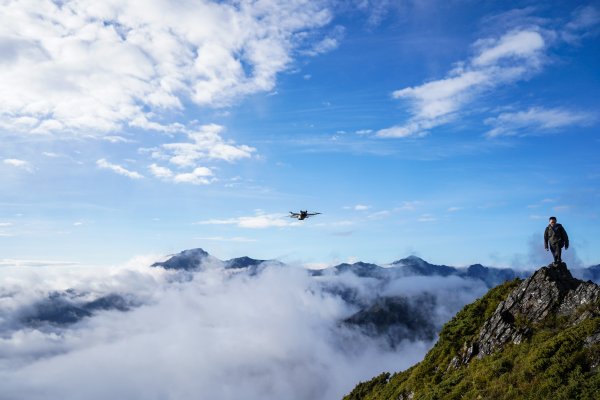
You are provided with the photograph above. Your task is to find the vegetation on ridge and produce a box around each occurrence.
[344,278,600,400]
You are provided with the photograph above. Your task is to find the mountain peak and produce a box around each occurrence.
[224,256,266,269]
[393,255,426,264]
[151,248,210,270]
[391,256,455,277]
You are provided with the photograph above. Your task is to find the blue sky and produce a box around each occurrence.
[1,0,599,268]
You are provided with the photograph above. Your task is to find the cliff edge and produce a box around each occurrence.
[344,262,600,400]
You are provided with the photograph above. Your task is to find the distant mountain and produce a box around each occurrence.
[344,262,600,399]
[225,256,266,269]
[20,291,134,327]
[581,264,600,282]
[458,263,520,287]
[14,247,599,350]
[150,248,211,270]
[326,262,388,279]
[151,249,280,273]
[390,255,456,277]
[313,255,526,289]
[344,294,437,346]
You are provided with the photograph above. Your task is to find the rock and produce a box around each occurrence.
[476,262,600,358]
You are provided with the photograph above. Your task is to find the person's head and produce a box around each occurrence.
[549,216,557,226]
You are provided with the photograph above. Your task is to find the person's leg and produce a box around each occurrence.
[550,244,559,264]
[556,245,562,263]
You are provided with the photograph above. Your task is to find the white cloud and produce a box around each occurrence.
[0,0,333,136]
[345,204,371,211]
[471,30,545,67]
[196,211,296,229]
[484,107,595,137]
[96,159,143,180]
[301,25,345,56]
[148,163,174,179]
[0,258,460,400]
[396,201,423,211]
[377,28,547,138]
[418,214,436,222]
[562,5,600,43]
[3,158,33,171]
[103,136,134,144]
[173,167,214,185]
[367,210,391,220]
[151,124,256,168]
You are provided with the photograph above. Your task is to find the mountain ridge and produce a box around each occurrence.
[344,261,600,399]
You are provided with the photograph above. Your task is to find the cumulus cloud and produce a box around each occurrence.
[0,254,488,400]
[148,163,174,179]
[141,123,255,185]
[96,159,143,180]
[151,124,256,167]
[3,158,33,172]
[196,211,296,229]
[377,28,547,138]
[484,106,595,137]
[148,163,214,185]
[0,0,333,136]
[172,167,214,185]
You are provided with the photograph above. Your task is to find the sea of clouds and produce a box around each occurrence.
[0,254,490,400]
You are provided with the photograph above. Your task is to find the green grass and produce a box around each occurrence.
[344,279,600,400]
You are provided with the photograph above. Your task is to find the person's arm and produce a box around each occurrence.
[544,227,549,249]
[562,226,569,249]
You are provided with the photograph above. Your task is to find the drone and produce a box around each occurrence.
[289,210,321,220]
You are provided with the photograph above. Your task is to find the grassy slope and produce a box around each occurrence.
[344,279,600,400]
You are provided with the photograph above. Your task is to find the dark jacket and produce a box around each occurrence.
[544,223,569,249]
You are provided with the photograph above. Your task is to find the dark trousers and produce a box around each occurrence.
[549,243,562,263]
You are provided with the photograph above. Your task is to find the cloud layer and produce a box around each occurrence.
[0,252,494,400]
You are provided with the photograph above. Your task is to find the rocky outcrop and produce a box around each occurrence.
[474,262,600,359]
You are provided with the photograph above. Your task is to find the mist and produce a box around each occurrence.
[0,254,492,400]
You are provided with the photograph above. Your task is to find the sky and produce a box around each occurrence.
[1,0,600,268]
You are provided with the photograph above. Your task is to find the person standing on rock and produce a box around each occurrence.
[544,216,569,265]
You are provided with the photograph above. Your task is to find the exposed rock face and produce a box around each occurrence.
[476,262,600,358]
